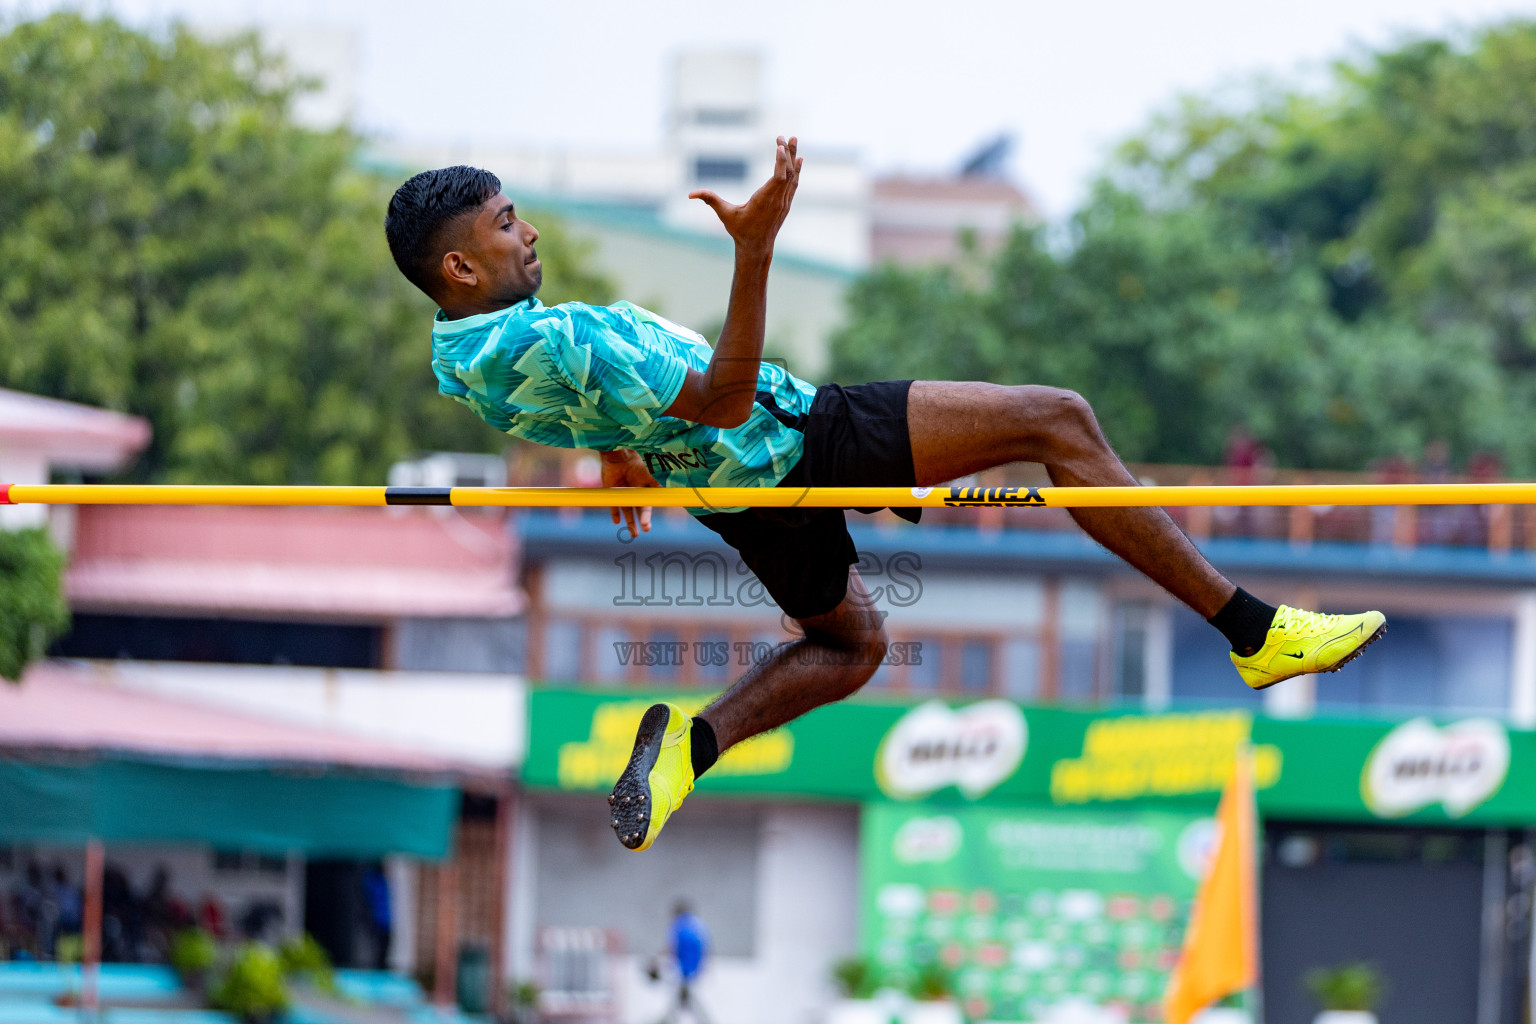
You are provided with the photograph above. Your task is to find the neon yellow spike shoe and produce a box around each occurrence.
[609,702,696,852]
[1231,605,1387,690]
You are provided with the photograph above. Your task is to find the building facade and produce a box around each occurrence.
[509,467,1536,1024]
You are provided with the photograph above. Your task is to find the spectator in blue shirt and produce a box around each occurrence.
[664,901,710,1024]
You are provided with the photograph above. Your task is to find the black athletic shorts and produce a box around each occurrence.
[695,379,919,620]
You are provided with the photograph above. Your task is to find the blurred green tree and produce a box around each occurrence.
[834,20,1536,472]
[0,528,69,683]
[0,13,611,484]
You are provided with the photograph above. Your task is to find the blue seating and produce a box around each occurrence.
[105,1011,236,1024]
[0,964,182,1002]
[331,970,426,1008]
[0,1004,78,1024]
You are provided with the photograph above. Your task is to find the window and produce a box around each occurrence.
[1001,639,1040,700]
[544,619,582,683]
[396,617,525,674]
[1168,606,1262,707]
[694,156,747,181]
[593,625,630,684]
[693,108,752,126]
[865,645,895,691]
[647,628,683,683]
[1058,581,1103,701]
[53,614,381,669]
[1113,603,1152,701]
[959,640,994,694]
[908,636,943,692]
[1314,615,1510,715]
[696,630,732,684]
[1059,640,1098,701]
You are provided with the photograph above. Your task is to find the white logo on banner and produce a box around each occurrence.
[1362,717,1510,818]
[1034,997,1129,1024]
[892,815,963,865]
[876,700,1027,799]
[1176,817,1220,879]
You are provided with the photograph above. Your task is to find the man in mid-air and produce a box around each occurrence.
[384,138,1386,853]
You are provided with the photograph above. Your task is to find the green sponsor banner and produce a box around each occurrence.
[861,803,1208,1024]
[526,689,1533,825]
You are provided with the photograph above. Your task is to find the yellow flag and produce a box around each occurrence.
[1163,745,1259,1024]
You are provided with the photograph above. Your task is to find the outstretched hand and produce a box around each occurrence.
[689,136,801,257]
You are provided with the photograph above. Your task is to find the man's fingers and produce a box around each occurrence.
[619,506,652,537]
[688,189,730,215]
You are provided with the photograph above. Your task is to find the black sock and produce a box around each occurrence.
[1208,587,1279,657]
[690,717,719,779]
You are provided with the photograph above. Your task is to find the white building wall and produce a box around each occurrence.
[552,219,850,380]
[513,798,860,1024]
[755,804,862,1024]
[0,446,49,530]
[77,660,526,769]
[376,48,870,280]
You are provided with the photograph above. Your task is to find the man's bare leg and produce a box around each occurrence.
[701,568,887,751]
[703,381,1229,754]
[908,381,1235,618]
[607,567,884,850]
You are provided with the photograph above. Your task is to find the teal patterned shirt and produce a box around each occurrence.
[431,298,817,513]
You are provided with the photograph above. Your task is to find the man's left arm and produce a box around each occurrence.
[664,136,801,428]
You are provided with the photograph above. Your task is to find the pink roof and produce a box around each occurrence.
[873,175,1034,206]
[4,662,465,774]
[66,505,524,619]
[0,388,150,471]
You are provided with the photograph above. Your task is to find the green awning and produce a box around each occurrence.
[0,754,458,859]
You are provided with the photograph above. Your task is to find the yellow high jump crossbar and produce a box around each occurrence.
[7,482,1536,509]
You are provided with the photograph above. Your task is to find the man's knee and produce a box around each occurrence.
[1015,385,1103,451]
[801,612,889,694]
[839,631,889,694]
[843,613,890,692]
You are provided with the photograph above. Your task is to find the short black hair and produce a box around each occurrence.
[384,165,503,298]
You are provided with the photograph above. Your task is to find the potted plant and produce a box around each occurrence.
[825,957,888,1024]
[170,928,219,992]
[508,979,540,1024]
[277,934,338,996]
[904,963,961,1024]
[1306,962,1384,1024]
[54,934,83,965]
[211,943,291,1024]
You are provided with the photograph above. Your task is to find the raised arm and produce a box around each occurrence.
[662,136,802,428]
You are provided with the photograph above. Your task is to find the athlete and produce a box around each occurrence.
[384,138,1386,853]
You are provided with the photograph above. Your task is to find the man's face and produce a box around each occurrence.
[456,192,542,303]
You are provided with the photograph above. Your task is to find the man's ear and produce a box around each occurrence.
[441,249,478,289]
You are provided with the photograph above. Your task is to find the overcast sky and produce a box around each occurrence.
[7,0,1536,215]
